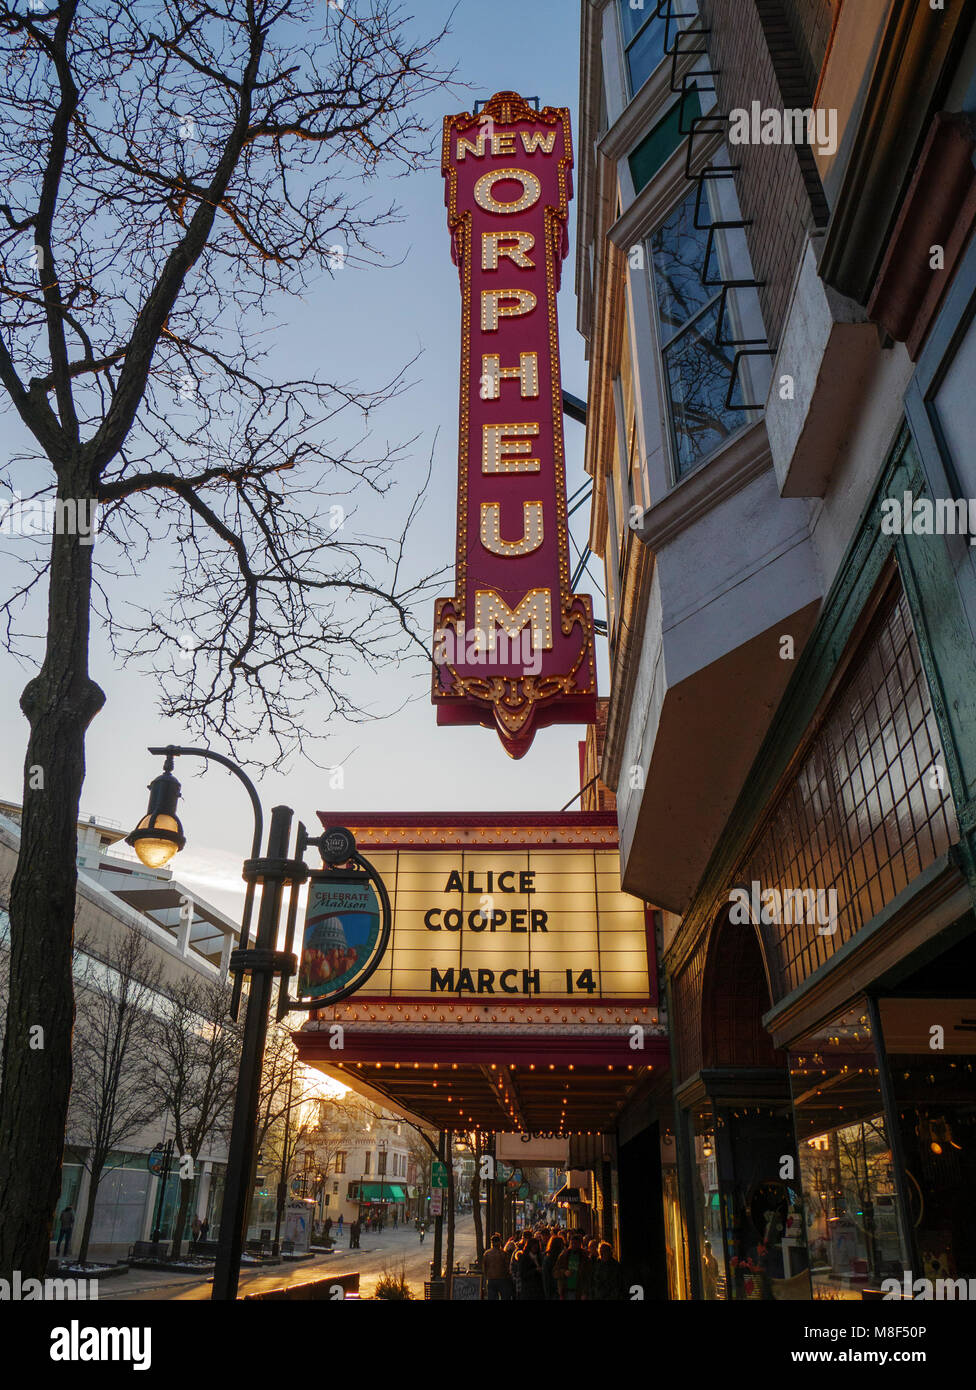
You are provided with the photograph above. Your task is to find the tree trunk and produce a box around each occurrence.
[446,1159,455,1281]
[77,1156,106,1267]
[470,1134,484,1266]
[172,1176,194,1259]
[0,486,104,1280]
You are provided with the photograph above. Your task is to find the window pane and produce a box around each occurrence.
[619,0,651,45]
[650,190,718,345]
[933,307,976,496]
[790,1005,910,1298]
[663,302,741,475]
[626,16,670,94]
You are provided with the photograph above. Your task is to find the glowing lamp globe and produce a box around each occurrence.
[125,766,186,868]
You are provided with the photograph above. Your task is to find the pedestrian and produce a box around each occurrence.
[419,1223,426,1244]
[542,1233,564,1300]
[513,1235,544,1300]
[199,1216,209,1243]
[483,1232,514,1301]
[349,1218,360,1249]
[554,1230,591,1301]
[191,1215,202,1252]
[55,1204,74,1258]
[336,1213,343,1236]
[392,1211,398,1230]
[324,1216,333,1244]
[589,1242,625,1300]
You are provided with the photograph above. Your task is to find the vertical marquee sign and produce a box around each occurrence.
[432,91,597,758]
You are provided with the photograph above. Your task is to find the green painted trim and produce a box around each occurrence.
[629,92,702,196]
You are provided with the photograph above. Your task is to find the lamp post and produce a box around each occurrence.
[127,745,305,1301]
[126,744,391,1300]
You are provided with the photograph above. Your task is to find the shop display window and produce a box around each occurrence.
[879,995,976,1284]
[790,1005,910,1298]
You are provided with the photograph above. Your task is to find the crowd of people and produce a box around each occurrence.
[481,1225,626,1300]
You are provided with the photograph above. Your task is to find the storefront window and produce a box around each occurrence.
[879,995,976,1284]
[790,1005,909,1298]
[690,1105,725,1298]
[661,1127,691,1298]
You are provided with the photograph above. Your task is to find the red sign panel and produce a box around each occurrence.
[432,91,597,759]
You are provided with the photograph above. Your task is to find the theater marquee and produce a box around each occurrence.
[321,815,652,1002]
[432,91,597,758]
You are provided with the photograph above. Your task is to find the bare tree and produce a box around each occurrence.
[456,1129,484,1265]
[0,0,453,1277]
[256,1021,321,1242]
[67,927,163,1266]
[141,974,241,1258]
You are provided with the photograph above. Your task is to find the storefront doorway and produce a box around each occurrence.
[683,909,811,1300]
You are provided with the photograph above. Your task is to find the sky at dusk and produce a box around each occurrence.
[0,0,608,920]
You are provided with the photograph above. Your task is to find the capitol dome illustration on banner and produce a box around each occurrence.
[297,877,382,1000]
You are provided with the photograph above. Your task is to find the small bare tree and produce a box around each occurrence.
[256,1021,322,1240]
[67,927,163,1266]
[0,0,453,1278]
[141,974,241,1258]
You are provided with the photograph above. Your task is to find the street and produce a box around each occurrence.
[97,1217,478,1301]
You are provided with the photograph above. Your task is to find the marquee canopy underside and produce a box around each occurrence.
[293,1024,667,1133]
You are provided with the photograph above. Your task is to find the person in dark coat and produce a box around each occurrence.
[56,1205,74,1257]
[589,1242,626,1299]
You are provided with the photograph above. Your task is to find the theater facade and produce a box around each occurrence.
[292,810,674,1295]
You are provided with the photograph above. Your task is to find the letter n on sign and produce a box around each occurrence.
[432,91,597,758]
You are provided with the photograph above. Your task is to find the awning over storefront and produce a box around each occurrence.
[358,1184,405,1202]
[552,1184,588,1205]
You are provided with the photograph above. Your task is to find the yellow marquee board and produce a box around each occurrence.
[349,847,650,1001]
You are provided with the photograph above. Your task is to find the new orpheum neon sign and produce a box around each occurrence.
[432,92,596,758]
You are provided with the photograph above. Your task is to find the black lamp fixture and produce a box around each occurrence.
[125,751,186,868]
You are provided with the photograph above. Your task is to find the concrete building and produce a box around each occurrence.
[310,1100,421,1228]
[0,806,237,1263]
[579,0,976,1298]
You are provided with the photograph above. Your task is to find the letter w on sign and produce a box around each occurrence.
[432,91,597,758]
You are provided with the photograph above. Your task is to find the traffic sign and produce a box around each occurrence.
[430,1188,443,1216]
[431,1161,448,1189]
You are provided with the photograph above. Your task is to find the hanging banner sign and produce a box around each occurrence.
[432,90,597,758]
[297,869,386,1002]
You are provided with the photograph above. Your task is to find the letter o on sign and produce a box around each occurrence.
[474,167,541,215]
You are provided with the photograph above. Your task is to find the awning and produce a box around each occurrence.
[551,1184,588,1206]
[358,1184,405,1202]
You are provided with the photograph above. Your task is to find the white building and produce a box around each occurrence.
[0,805,237,1263]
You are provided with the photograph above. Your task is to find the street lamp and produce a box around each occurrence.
[125,752,186,868]
[126,744,391,1301]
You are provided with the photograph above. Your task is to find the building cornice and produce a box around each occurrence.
[635,419,771,551]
